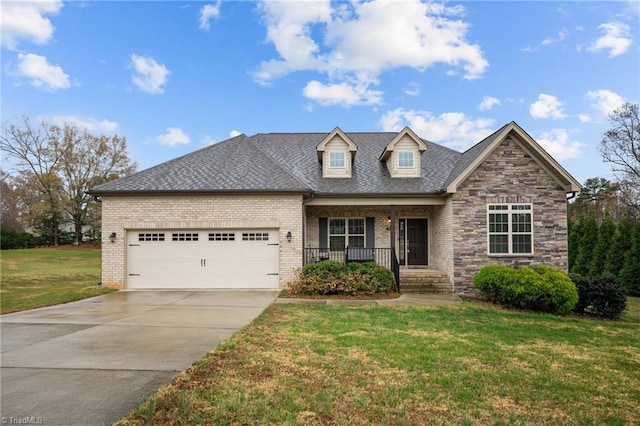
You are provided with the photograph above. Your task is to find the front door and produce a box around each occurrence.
[407,219,428,265]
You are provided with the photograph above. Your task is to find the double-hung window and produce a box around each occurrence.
[329,218,365,250]
[329,151,345,168]
[487,204,533,254]
[398,151,414,168]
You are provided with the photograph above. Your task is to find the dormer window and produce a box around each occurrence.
[379,127,427,178]
[398,151,414,168]
[316,127,358,178]
[329,151,346,168]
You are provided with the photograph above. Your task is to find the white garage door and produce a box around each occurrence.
[126,230,279,289]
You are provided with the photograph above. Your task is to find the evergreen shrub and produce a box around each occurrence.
[473,264,578,314]
[570,273,627,319]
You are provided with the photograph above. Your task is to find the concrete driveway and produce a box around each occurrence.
[0,290,279,426]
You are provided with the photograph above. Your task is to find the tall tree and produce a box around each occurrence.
[589,219,616,277]
[572,216,598,276]
[570,177,618,221]
[0,171,24,233]
[57,124,136,244]
[0,117,65,245]
[1,117,136,245]
[600,102,640,213]
[619,222,640,296]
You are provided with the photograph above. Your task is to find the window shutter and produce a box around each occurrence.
[366,217,375,248]
[319,217,328,249]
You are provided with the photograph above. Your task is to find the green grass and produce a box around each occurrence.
[118,297,640,425]
[1,247,115,313]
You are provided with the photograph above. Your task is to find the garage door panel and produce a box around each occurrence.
[127,230,279,289]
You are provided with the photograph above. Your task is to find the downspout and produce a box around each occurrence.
[566,191,577,201]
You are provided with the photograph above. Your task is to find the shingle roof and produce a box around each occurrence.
[90,135,311,193]
[89,127,506,195]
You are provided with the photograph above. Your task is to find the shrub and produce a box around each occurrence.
[301,261,347,281]
[569,273,591,313]
[0,231,44,249]
[571,274,627,319]
[289,261,395,296]
[473,264,578,314]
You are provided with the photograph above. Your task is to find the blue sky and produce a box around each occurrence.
[2,1,639,185]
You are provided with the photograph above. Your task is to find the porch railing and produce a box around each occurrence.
[304,247,400,290]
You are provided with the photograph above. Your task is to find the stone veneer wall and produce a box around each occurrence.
[451,138,569,294]
[101,194,304,289]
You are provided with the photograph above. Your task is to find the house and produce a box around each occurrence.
[88,121,581,294]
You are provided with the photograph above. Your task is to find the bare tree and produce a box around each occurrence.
[57,125,136,244]
[600,102,640,212]
[1,117,136,245]
[1,117,65,245]
[0,171,25,233]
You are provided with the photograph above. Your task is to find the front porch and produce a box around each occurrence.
[303,199,454,293]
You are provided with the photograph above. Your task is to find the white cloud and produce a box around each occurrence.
[586,89,626,117]
[541,29,568,46]
[51,116,118,133]
[379,108,495,150]
[479,96,501,111]
[587,22,632,57]
[403,82,420,97]
[16,53,70,91]
[256,0,488,106]
[578,114,592,123]
[1,1,63,49]
[530,94,567,119]
[156,127,190,146]
[130,54,171,94]
[229,130,242,138]
[303,80,383,106]
[199,1,221,31]
[536,128,585,160]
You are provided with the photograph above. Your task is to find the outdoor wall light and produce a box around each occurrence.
[387,217,391,225]
[286,231,292,243]
[109,232,117,243]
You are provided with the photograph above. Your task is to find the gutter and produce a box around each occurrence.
[85,188,314,196]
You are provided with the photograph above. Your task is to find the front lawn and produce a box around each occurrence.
[118,297,640,425]
[0,247,115,314]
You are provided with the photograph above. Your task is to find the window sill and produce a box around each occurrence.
[488,254,535,258]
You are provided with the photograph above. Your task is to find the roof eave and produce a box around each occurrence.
[87,188,314,196]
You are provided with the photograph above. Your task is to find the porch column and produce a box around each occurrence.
[390,205,396,251]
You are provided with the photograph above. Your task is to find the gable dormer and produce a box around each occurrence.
[379,127,427,178]
[316,127,358,178]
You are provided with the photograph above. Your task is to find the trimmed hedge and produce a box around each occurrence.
[473,264,578,314]
[570,273,627,319]
[289,261,395,296]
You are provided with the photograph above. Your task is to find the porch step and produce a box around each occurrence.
[399,270,452,294]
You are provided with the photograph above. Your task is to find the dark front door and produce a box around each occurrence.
[407,219,428,265]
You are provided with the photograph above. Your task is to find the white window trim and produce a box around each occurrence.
[486,203,534,256]
[397,151,415,168]
[328,217,366,251]
[328,151,346,169]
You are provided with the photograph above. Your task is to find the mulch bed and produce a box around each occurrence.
[279,292,401,300]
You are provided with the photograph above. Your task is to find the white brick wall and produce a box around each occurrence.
[101,194,303,289]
